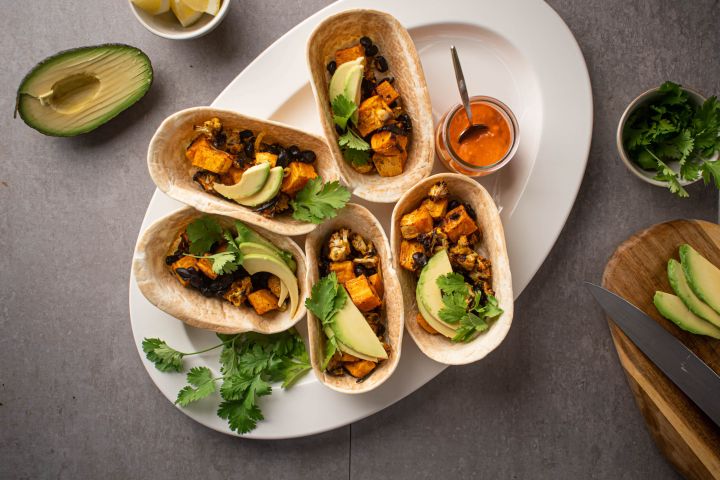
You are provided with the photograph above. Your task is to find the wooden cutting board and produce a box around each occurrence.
[602,219,720,479]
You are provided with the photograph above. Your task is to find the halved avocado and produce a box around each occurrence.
[16,44,153,137]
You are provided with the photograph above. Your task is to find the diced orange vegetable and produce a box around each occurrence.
[400,207,434,239]
[443,205,478,242]
[186,136,233,174]
[196,256,218,280]
[421,198,448,219]
[171,256,198,287]
[247,289,280,315]
[345,275,382,312]
[339,352,360,362]
[368,271,383,299]
[370,131,408,156]
[344,359,377,378]
[220,166,245,185]
[255,152,278,167]
[281,162,318,195]
[372,152,405,177]
[357,95,393,137]
[417,313,438,335]
[375,80,400,104]
[268,275,283,298]
[399,240,424,271]
[329,261,356,284]
[334,44,365,66]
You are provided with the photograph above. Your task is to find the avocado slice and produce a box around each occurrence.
[417,294,457,338]
[416,249,460,336]
[680,244,720,315]
[654,291,720,339]
[16,44,153,137]
[238,241,289,305]
[214,162,270,200]
[236,166,284,207]
[323,327,379,362]
[234,222,296,272]
[668,259,720,328]
[242,253,299,316]
[329,287,387,359]
[329,57,364,104]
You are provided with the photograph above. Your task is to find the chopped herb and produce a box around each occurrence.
[290,179,350,224]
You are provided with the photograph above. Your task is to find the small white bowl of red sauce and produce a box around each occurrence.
[435,96,519,176]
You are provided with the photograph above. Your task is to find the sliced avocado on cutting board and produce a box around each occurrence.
[241,253,298,316]
[16,44,153,137]
[668,259,720,328]
[415,249,458,338]
[329,287,387,360]
[214,163,270,200]
[236,166,284,207]
[653,291,720,339]
[680,244,720,315]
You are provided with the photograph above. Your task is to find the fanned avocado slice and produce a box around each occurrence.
[15,44,153,137]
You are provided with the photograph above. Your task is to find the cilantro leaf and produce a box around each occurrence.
[207,251,240,275]
[217,397,265,435]
[342,147,370,167]
[437,273,469,295]
[332,94,358,130]
[438,291,468,325]
[338,129,370,151]
[654,156,689,198]
[176,367,217,406]
[322,334,339,371]
[452,312,489,342]
[142,338,185,372]
[305,273,346,326]
[186,216,223,255]
[290,179,350,224]
[702,159,720,188]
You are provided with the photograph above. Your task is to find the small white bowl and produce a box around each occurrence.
[128,0,231,40]
[616,85,711,188]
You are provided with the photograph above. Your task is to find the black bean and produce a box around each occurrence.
[364,44,378,57]
[251,272,271,290]
[265,144,279,155]
[361,78,376,99]
[213,130,227,149]
[319,260,329,277]
[174,267,192,279]
[359,36,373,48]
[189,275,204,289]
[335,124,345,135]
[375,56,388,72]
[353,264,368,277]
[379,76,395,85]
[448,199,461,211]
[288,145,301,159]
[412,252,428,270]
[166,254,180,265]
[255,196,278,213]
[327,60,337,75]
[276,149,290,167]
[239,129,253,141]
[244,141,255,158]
[464,204,477,220]
[299,150,316,163]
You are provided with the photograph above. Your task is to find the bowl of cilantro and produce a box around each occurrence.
[617,81,720,198]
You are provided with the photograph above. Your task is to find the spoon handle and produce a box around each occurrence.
[451,46,473,124]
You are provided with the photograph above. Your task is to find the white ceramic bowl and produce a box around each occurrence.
[616,85,711,188]
[128,0,231,40]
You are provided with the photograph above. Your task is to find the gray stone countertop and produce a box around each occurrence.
[1,0,718,478]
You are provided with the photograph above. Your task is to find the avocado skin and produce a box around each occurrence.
[15,43,153,137]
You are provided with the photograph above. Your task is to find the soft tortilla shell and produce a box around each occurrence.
[147,106,341,236]
[304,203,404,393]
[132,206,307,334]
[390,173,514,364]
[307,9,433,203]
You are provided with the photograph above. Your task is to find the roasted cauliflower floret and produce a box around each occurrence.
[223,277,253,307]
[428,182,449,200]
[194,117,222,138]
[351,233,374,256]
[328,228,351,262]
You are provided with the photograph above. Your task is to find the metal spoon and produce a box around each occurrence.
[451,45,487,143]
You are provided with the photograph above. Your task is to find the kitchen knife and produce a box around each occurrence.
[586,282,720,426]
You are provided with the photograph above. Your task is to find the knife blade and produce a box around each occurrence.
[585,282,720,426]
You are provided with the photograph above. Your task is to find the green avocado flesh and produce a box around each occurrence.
[238,242,289,304]
[416,249,458,338]
[241,253,298,316]
[235,223,296,272]
[236,167,284,207]
[654,291,720,339]
[668,259,720,328]
[16,44,153,137]
[680,244,720,315]
[329,288,387,359]
[214,162,270,200]
[323,327,378,362]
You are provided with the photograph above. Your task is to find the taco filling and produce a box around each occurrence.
[398,181,504,342]
[326,36,412,177]
[186,117,348,223]
[165,216,299,317]
[306,228,390,381]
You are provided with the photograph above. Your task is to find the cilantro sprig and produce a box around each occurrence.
[435,273,504,343]
[305,273,347,369]
[332,94,357,130]
[331,93,371,167]
[142,329,310,434]
[623,81,720,198]
[290,178,350,224]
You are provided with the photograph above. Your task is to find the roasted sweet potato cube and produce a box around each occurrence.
[220,166,245,186]
[255,152,278,167]
[281,162,318,195]
[334,44,365,66]
[186,136,233,174]
[399,240,424,271]
[421,197,448,219]
[345,275,382,312]
[357,95,393,137]
[370,131,408,156]
[329,261,356,284]
[196,256,218,280]
[223,277,253,307]
[372,152,405,177]
[247,289,280,315]
[344,359,377,379]
[400,207,434,239]
[368,271,383,299]
[443,205,478,242]
[339,352,360,363]
[417,313,438,335]
[267,275,283,298]
[171,256,198,287]
[375,80,400,104]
